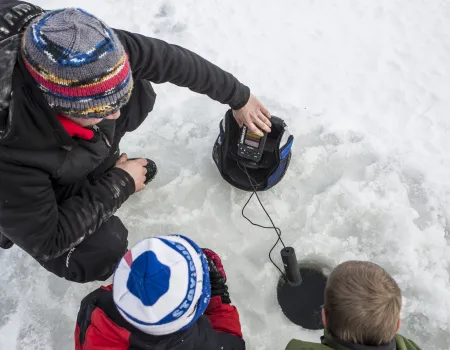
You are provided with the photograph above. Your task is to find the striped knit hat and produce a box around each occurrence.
[21,8,133,119]
[113,235,211,336]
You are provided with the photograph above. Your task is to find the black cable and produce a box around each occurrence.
[238,161,287,277]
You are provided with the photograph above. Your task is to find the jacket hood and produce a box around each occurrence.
[0,33,19,138]
[0,2,73,151]
[0,1,44,140]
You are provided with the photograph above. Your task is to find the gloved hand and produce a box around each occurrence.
[202,248,231,304]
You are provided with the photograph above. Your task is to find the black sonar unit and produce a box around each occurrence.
[237,125,268,163]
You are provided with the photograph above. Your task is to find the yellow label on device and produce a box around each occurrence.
[246,132,261,139]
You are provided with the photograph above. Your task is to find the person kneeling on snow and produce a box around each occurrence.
[75,235,245,350]
[286,261,421,350]
[0,2,271,283]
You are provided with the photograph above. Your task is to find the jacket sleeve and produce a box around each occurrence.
[114,29,251,110]
[0,162,135,261]
[204,296,243,339]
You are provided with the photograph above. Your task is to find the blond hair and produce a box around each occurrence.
[324,261,402,345]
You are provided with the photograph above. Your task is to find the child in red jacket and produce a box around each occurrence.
[75,235,245,349]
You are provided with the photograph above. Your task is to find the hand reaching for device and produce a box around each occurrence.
[233,94,271,137]
[115,153,147,192]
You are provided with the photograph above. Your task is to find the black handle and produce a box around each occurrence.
[281,247,302,286]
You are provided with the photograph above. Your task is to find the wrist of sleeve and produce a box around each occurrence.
[230,83,251,110]
[104,167,136,199]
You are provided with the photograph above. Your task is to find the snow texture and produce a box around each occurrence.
[1,0,450,349]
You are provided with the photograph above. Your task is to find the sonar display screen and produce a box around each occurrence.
[244,132,261,148]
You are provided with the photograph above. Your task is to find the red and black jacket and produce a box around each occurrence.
[75,285,246,350]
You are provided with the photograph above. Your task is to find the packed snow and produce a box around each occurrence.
[1,0,450,349]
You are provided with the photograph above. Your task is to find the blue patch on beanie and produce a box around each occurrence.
[127,251,171,307]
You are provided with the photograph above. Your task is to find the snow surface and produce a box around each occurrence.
[1,0,450,349]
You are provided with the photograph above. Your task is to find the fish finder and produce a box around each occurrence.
[237,125,268,162]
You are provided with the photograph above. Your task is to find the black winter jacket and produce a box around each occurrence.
[0,1,250,261]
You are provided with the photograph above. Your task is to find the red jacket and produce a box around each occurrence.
[75,285,245,350]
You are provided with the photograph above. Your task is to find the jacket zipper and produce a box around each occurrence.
[92,125,111,148]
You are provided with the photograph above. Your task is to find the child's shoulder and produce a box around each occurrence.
[285,334,421,350]
[78,285,113,318]
[394,334,422,350]
[285,339,333,350]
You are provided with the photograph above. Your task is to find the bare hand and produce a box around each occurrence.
[115,153,147,192]
[233,94,271,137]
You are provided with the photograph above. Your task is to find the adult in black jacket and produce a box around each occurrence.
[0,2,271,282]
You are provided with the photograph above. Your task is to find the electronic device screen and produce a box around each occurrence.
[244,132,262,148]
[238,126,268,163]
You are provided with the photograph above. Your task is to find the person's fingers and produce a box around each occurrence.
[260,104,271,119]
[135,158,148,166]
[118,153,128,163]
[142,166,148,175]
[254,114,271,133]
[246,121,263,137]
[256,111,272,129]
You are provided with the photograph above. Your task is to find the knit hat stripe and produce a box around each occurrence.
[49,80,133,118]
[30,10,115,67]
[177,234,212,332]
[38,31,115,67]
[47,81,132,116]
[23,54,131,98]
[23,33,125,82]
[42,74,132,103]
[23,54,127,87]
[22,8,133,118]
